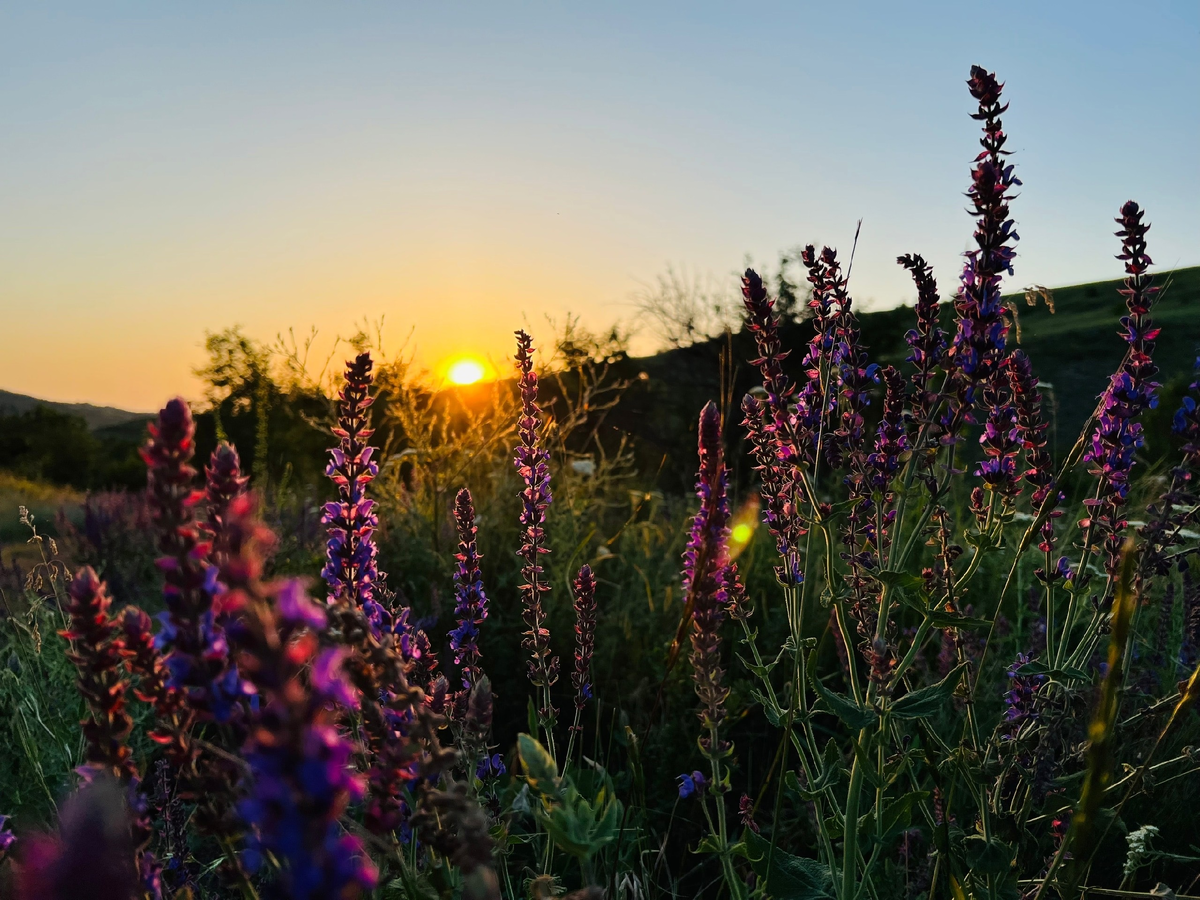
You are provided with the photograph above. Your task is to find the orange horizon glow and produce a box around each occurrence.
[445,357,488,386]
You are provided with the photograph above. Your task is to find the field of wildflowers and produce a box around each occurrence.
[1,65,1199,900]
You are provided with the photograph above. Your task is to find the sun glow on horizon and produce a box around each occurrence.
[446,357,487,386]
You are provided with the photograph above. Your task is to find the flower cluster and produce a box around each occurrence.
[1001,653,1046,740]
[449,488,489,690]
[514,330,560,722]
[571,564,597,720]
[1082,202,1160,583]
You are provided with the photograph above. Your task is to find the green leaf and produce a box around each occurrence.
[744,829,834,900]
[962,834,1013,876]
[808,655,876,730]
[890,664,966,720]
[859,790,930,842]
[517,733,561,800]
[749,687,783,727]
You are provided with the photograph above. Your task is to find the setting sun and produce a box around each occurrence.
[447,358,486,386]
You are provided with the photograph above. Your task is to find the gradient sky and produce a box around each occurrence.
[1,2,1197,411]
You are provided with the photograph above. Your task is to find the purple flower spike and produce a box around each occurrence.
[449,488,489,690]
[571,564,597,720]
[322,353,385,627]
[898,253,947,435]
[741,269,808,584]
[514,330,560,723]
[685,402,733,747]
[1002,653,1046,740]
[949,66,1019,396]
[0,814,14,861]
[1081,202,1160,584]
[203,441,249,571]
[237,573,377,898]
[142,398,243,730]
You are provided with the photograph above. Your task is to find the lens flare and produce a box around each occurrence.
[447,358,486,386]
[728,496,760,561]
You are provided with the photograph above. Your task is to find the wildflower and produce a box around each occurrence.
[685,403,733,736]
[0,814,15,862]
[60,567,137,783]
[741,268,809,583]
[449,488,489,690]
[742,393,805,584]
[571,564,597,718]
[236,577,379,898]
[898,253,947,435]
[322,352,387,630]
[142,397,242,726]
[410,780,499,899]
[974,377,1021,498]
[13,778,138,900]
[677,771,709,799]
[1001,653,1045,739]
[514,330,560,723]
[203,441,248,570]
[867,365,908,492]
[948,66,1018,398]
[1082,202,1160,584]
[803,246,877,468]
[1123,824,1159,879]
[476,754,506,780]
[738,794,760,833]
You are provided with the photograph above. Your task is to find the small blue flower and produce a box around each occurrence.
[677,770,708,799]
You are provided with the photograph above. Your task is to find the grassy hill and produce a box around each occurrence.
[605,265,1199,488]
[0,389,148,431]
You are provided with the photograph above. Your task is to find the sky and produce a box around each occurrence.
[1,2,1197,411]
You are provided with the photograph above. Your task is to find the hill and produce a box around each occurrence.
[0,389,147,431]
[603,265,1200,488]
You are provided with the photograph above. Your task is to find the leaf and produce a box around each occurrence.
[808,655,876,730]
[749,687,783,727]
[962,834,1013,876]
[890,664,966,720]
[517,733,561,800]
[744,829,834,900]
[859,791,930,842]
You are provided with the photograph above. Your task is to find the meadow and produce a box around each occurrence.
[0,66,1199,900]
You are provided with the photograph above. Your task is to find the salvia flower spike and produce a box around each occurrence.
[450,487,490,691]
[322,352,386,629]
[513,330,560,737]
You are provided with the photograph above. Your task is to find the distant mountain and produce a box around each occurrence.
[0,389,149,431]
